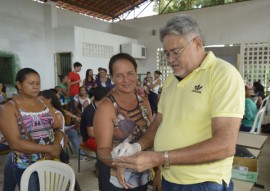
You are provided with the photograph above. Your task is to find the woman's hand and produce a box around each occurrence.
[75,116,81,122]
[152,168,162,191]
[49,144,61,157]
[43,153,54,160]
[39,97,54,110]
[115,167,133,189]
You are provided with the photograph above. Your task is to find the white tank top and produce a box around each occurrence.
[55,110,65,147]
[151,79,160,94]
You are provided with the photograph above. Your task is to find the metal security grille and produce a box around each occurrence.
[59,53,72,75]
[241,42,270,91]
[157,48,172,85]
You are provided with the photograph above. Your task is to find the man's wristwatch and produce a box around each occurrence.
[163,151,170,169]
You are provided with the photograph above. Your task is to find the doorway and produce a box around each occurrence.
[55,52,72,84]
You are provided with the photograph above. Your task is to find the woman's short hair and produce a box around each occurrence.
[109,53,137,76]
[16,68,39,83]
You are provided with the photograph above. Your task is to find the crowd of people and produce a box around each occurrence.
[0,13,267,191]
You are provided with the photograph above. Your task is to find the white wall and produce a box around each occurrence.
[1,0,270,91]
[73,26,137,77]
[54,27,75,53]
[0,0,56,90]
[54,26,138,79]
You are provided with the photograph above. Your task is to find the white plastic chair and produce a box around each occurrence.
[20,160,75,191]
[259,96,269,110]
[249,106,266,134]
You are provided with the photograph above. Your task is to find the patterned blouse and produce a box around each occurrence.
[108,93,151,188]
[11,100,55,169]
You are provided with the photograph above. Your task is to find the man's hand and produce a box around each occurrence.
[113,151,162,172]
[111,142,141,157]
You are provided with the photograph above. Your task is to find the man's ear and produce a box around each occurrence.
[194,37,203,49]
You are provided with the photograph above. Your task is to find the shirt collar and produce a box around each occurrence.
[194,51,216,72]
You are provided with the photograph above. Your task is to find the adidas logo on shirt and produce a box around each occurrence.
[192,84,203,94]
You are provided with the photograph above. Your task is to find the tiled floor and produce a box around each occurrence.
[0,133,269,191]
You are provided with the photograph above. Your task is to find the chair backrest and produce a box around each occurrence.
[249,106,266,134]
[20,160,75,191]
[259,96,269,110]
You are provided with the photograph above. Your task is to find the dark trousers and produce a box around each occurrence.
[148,91,158,115]
[240,124,252,132]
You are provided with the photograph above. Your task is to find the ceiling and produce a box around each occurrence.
[40,0,150,21]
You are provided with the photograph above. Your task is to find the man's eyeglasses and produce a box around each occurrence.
[162,37,197,59]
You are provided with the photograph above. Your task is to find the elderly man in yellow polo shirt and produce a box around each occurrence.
[112,14,244,191]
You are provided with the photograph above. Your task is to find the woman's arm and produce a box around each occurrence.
[150,79,161,89]
[0,102,60,156]
[55,111,65,147]
[94,98,115,166]
[73,99,82,115]
[257,96,263,108]
[87,126,95,137]
[63,109,81,122]
[43,99,64,146]
[61,88,69,97]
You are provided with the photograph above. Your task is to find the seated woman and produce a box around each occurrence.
[80,87,108,151]
[240,86,258,132]
[73,86,91,116]
[39,89,82,191]
[95,68,114,91]
[253,81,266,109]
[83,69,96,98]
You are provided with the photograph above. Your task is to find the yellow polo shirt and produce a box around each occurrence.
[154,51,245,185]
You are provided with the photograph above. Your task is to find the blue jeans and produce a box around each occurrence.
[162,178,233,191]
[66,128,84,154]
[3,152,40,191]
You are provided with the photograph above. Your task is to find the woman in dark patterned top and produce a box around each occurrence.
[94,53,153,191]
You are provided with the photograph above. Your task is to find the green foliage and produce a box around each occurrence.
[0,51,20,86]
[153,0,249,14]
